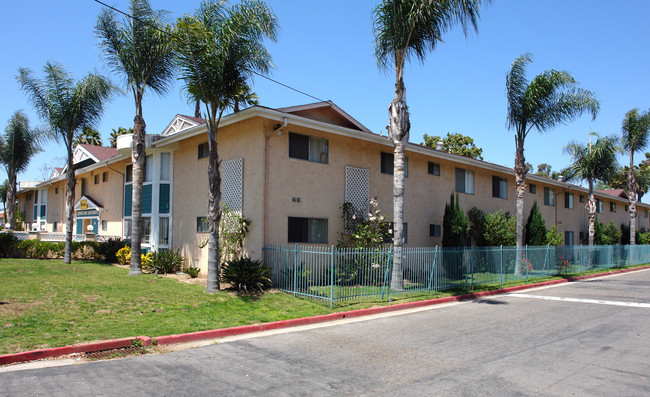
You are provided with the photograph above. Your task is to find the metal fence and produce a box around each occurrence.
[263,244,650,307]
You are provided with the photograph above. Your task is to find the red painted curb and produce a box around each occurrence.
[2,265,648,366]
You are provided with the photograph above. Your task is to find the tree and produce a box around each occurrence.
[525,201,546,246]
[442,193,469,247]
[73,126,102,146]
[536,163,552,178]
[564,133,618,247]
[0,111,43,230]
[97,0,176,275]
[373,0,488,290]
[109,127,133,148]
[620,108,650,245]
[506,53,599,274]
[1,179,9,225]
[17,62,114,263]
[545,225,563,246]
[175,0,278,293]
[468,207,486,246]
[483,210,516,246]
[422,132,483,159]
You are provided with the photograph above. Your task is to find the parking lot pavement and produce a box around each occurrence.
[1,269,649,396]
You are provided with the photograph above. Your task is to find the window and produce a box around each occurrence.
[160,153,170,181]
[429,224,441,237]
[625,205,629,212]
[645,209,648,219]
[544,187,555,206]
[492,176,507,199]
[143,217,151,245]
[579,195,585,203]
[529,184,536,194]
[455,168,474,194]
[565,231,574,246]
[597,199,603,213]
[380,152,408,177]
[198,142,209,159]
[289,133,329,164]
[145,155,153,182]
[101,220,107,231]
[126,164,133,183]
[197,217,209,233]
[102,172,108,182]
[124,219,132,238]
[34,191,37,203]
[610,202,616,212]
[55,187,58,194]
[579,231,586,241]
[94,174,99,184]
[81,178,87,196]
[53,221,58,231]
[428,161,440,176]
[565,192,574,210]
[288,217,328,244]
[159,217,169,246]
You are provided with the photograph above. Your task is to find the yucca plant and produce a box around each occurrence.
[221,256,271,293]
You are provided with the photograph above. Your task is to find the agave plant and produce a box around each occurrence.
[221,256,271,293]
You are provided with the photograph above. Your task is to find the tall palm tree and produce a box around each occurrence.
[0,111,42,230]
[175,0,278,293]
[564,133,618,247]
[96,0,176,275]
[73,126,103,147]
[506,53,599,274]
[373,0,488,290]
[621,108,650,245]
[17,62,114,263]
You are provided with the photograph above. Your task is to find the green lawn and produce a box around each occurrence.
[1,258,645,355]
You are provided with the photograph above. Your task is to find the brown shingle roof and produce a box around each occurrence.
[596,189,628,199]
[179,114,206,124]
[79,144,119,162]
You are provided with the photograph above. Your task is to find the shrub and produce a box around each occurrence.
[545,225,563,246]
[484,210,516,246]
[183,265,200,278]
[116,246,131,266]
[600,221,622,245]
[221,256,271,292]
[141,252,154,271]
[0,232,19,258]
[468,207,487,247]
[71,241,98,260]
[96,238,127,263]
[18,240,64,259]
[525,202,546,246]
[150,249,185,274]
[442,193,469,247]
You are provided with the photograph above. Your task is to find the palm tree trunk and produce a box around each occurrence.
[388,66,409,292]
[63,146,75,264]
[6,174,16,230]
[629,153,637,245]
[129,113,146,275]
[206,120,222,293]
[514,138,526,276]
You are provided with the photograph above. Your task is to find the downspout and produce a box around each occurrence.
[264,117,287,245]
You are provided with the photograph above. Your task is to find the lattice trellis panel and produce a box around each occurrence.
[221,158,243,214]
[345,166,369,233]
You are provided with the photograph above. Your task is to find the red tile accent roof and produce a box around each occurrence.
[596,189,628,199]
[79,144,119,161]
[179,115,206,124]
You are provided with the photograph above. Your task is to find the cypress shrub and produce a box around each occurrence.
[525,202,547,246]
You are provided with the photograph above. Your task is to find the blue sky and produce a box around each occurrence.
[1,1,649,202]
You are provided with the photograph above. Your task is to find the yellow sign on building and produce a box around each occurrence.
[80,200,88,210]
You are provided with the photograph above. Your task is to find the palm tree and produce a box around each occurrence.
[564,133,618,247]
[373,0,488,290]
[621,108,650,245]
[96,0,176,275]
[109,127,133,148]
[175,0,278,293]
[17,62,114,263]
[0,179,8,225]
[73,126,103,146]
[506,53,599,274]
[0,111,43,230]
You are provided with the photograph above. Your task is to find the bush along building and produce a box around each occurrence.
[14,101,650,273]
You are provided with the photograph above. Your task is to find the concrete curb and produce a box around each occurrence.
[2,265,648,366]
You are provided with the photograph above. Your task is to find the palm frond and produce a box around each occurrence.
[621,108,650,153]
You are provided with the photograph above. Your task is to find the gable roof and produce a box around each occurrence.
[162,114,206,136]
[76,144,119,162]
[276,101,372,133]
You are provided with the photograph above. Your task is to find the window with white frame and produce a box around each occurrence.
[597,199,603,213]
[289,132,328,164]
[565,231,574,246]
[429,224,441,237]
[610,202,616,212]
[565,192,574,210]
[455,168,474,194]
[159,217,169,246]
[428,161,440,176]
[198,142,209,159]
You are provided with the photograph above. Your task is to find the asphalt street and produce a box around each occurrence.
[1,269,649,396]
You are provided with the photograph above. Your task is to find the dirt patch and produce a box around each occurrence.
[0,301,44,317]
[111,263,206,286]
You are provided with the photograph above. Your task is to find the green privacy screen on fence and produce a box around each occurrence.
[263,244,650,308]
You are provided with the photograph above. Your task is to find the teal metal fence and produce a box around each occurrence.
[263,244,650,307]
